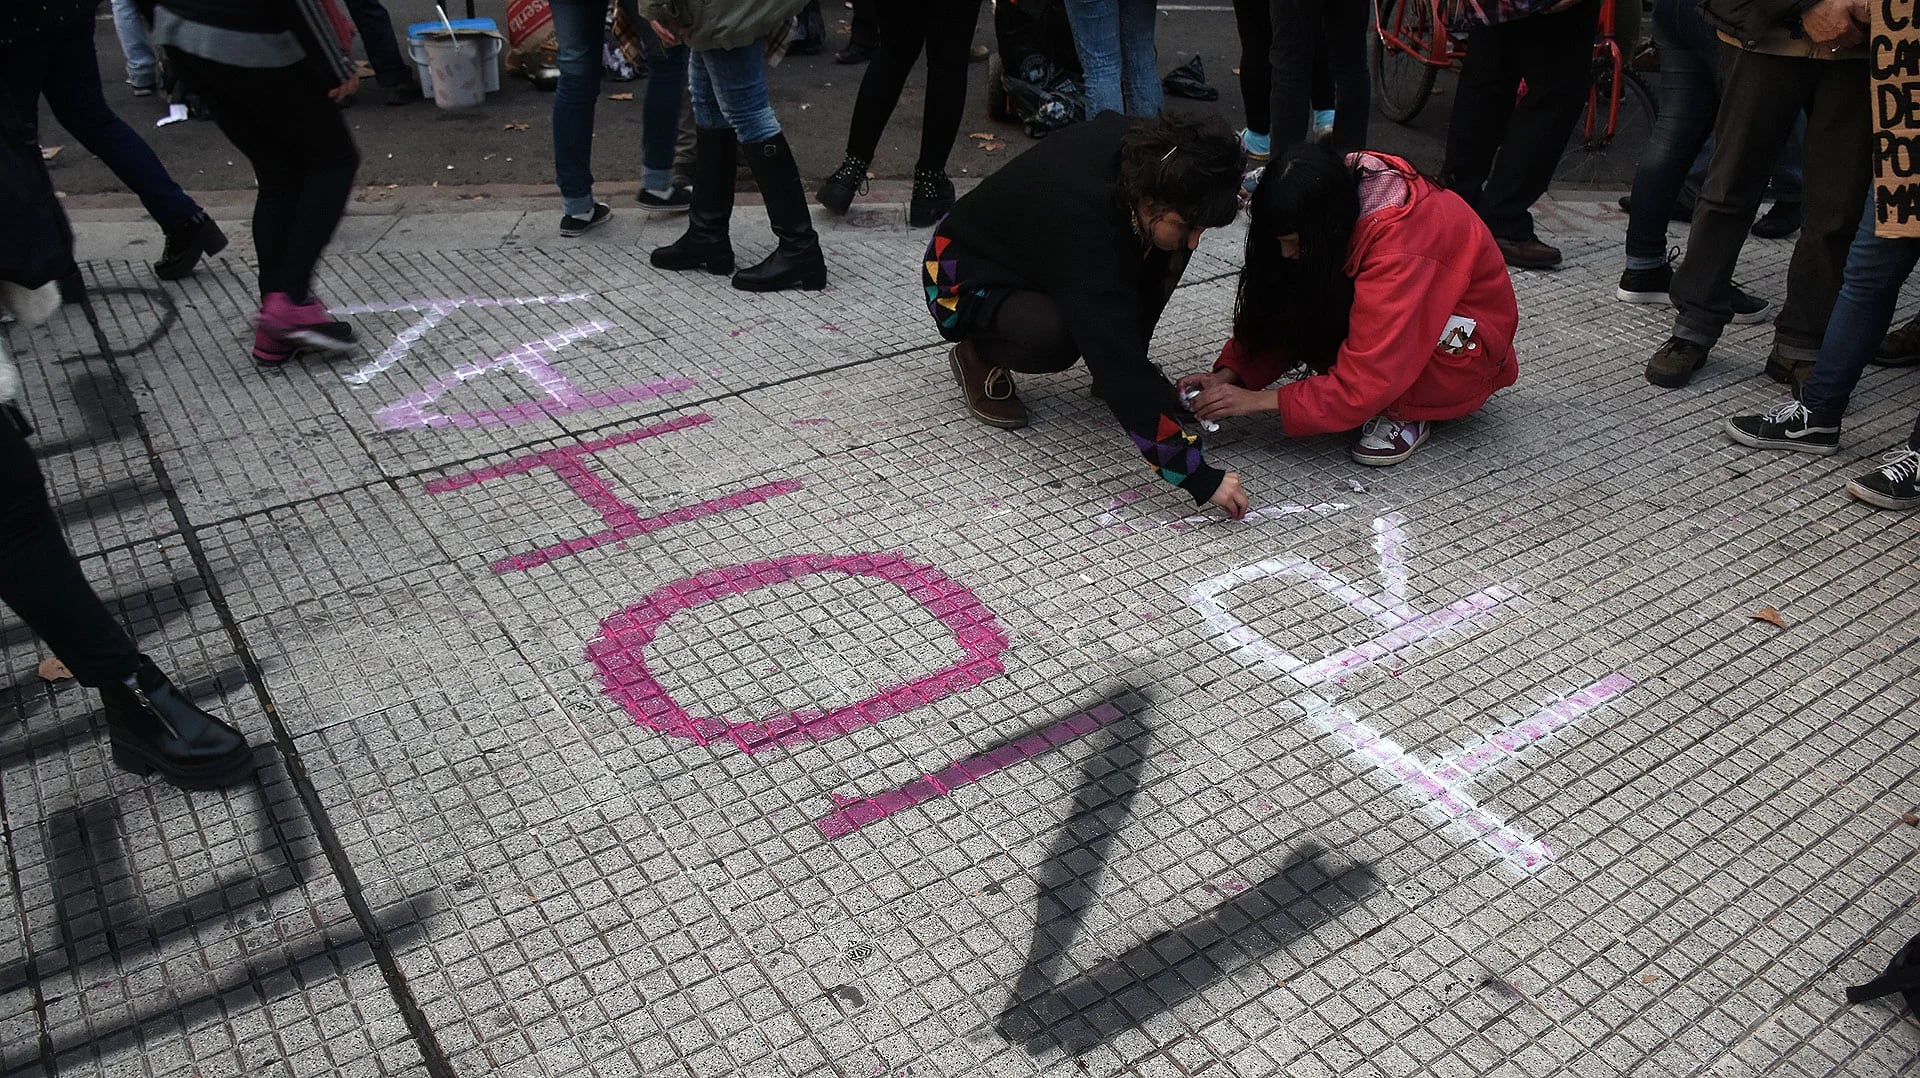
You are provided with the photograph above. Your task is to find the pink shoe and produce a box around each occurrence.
[256,292,356,363]
[251,323,294,365]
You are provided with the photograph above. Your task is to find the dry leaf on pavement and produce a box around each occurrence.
[968,131,994,139]
[503,122,530,130]
[981,141,1004,152]
[36,657,72,682]
[40,145,61,161]
[1750,606,1787,628]
[609,92,634,101]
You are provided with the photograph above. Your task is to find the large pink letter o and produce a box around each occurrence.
[586,553,1010,753]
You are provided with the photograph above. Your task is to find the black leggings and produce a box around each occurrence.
[845,0,985,170]
[164,49,359,302]
[970,291,1079,374]
[0,407,141,688]
[1232,0,1370,153]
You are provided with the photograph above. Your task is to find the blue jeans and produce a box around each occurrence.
[110,0,158,89]
[1624,0,1716,265]
[1800,196,1920,418]
[688,41,781,143]
[1062,0,1162,118]
[1626,0,1804,266]
[341,0,412,86]
[3,6,199,230]
[551,0,687,216]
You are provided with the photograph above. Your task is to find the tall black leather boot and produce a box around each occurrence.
[651,128,737,274]
[733,133,827,293]
[100,659,254,790]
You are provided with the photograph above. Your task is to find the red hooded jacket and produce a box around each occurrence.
[1214,153,1519,437]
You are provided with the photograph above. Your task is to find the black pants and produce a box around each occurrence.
[1231,0,1369,153]
[1440,0,1601,241]
[968,251,1183,378]
[163,50,360,302]
[850,0,881,49]
[971,291,1080,373]
[0,406,141,688]
[846,0,985,170]
[341,0,412,88]
[1670,47,1869,356]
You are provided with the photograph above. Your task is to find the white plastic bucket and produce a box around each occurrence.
[423,34,487,109]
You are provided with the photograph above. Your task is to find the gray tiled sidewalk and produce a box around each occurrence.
[4,194,1919,1078]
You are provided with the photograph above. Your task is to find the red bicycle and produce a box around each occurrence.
[1371,0,1656,183]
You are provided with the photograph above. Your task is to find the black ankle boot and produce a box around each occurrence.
[817,154,868,215]
[734,134,827,293]
[100,660,254,790]
[651,128,737,274]
[154,213,228,281]
[909,167,955,228]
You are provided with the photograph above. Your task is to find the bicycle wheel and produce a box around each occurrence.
[1373,0,1439,125]
[1555,67,1656,186]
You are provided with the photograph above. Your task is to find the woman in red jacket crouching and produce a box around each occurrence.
[1179,144,1519,466]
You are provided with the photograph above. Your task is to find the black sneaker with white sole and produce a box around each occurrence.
[1846,446,1920,510]
[1725,399,1841,455]
[559,202,611,237]
[1616,260,1768,324]
[636,186,693,213]
[1616,261,1672,304]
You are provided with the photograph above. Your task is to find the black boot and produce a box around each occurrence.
[100,660,254,790]
[154,213,228,281]
[651,128,737,274]
[734,134,827,293]
[909,167,955,228]
[817,154,868,215]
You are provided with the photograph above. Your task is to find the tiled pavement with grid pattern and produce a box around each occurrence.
[2,194,1918,1078]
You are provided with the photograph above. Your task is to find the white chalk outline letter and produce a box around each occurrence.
[1186,513,1631,871]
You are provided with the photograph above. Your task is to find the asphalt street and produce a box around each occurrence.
[40,1,1466,196]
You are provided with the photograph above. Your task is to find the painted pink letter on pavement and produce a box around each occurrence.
[424,415,801,573]
[587,553,1011,755]
[814,702,1124,839]
[1186,514,1633,872]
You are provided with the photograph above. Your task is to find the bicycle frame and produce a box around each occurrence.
[1374,0,1466,70]
[1577,0,1627,143]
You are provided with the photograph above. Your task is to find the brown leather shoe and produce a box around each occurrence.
[949,341,1029,429]
[1496,236,1562,270]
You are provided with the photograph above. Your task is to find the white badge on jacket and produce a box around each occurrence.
[1438,314,1478,355]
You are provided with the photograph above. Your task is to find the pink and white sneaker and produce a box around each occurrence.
[253,292,356,365]
[1351,416,1431,466]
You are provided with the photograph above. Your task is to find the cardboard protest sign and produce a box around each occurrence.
[1875,0,1920,237]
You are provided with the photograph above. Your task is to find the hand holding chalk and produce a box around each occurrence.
[1181,386,1220,433]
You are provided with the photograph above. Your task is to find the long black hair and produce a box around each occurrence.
[1233,143,1362,373]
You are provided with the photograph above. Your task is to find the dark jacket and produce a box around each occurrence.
[1697,0,1817,49]
[637,0,805,51]
[929,112,1226,505]
[154,0,356,82]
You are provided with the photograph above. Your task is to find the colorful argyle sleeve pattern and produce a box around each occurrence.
[923,233,982,333]
[1128,414,1207,487]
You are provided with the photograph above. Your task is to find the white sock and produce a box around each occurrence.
[644,186,677,199]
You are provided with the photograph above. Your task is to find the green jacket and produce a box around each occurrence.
[637,0,805,52]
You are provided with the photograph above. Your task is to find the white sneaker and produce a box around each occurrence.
[1351,417,1430,466]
